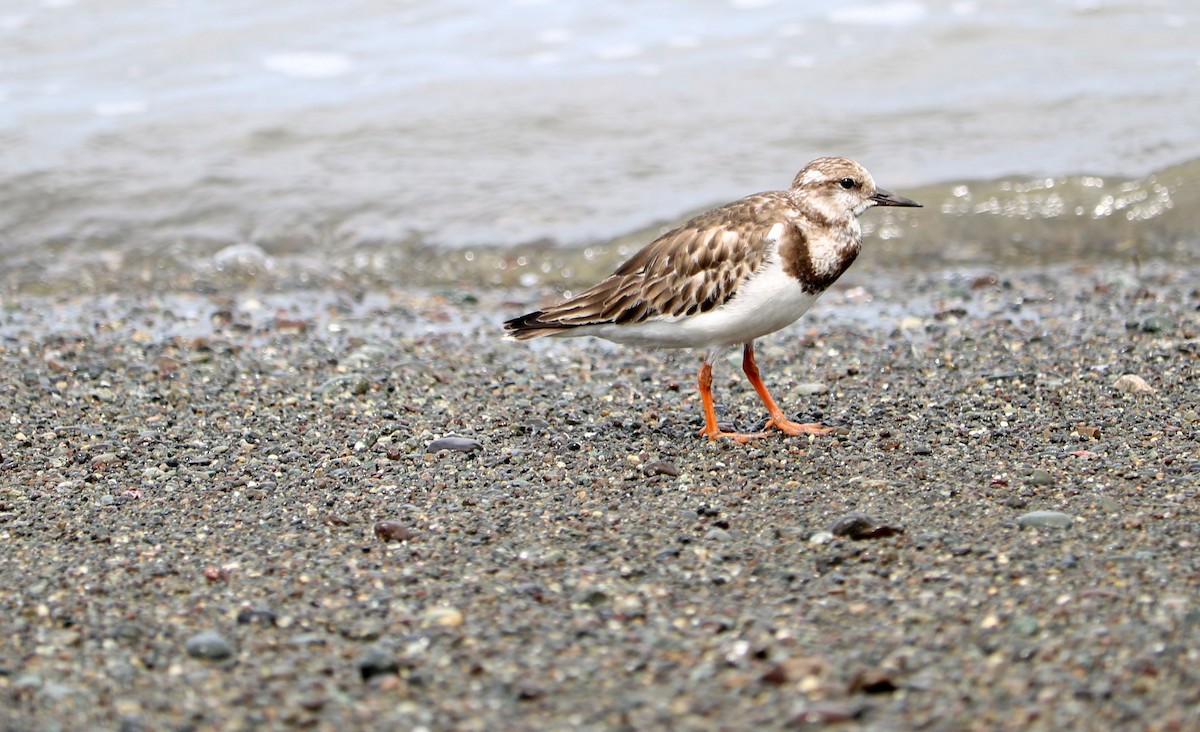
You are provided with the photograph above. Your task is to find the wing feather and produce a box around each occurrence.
[515,192,796,332]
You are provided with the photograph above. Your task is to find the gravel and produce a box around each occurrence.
[1,262,1198,730]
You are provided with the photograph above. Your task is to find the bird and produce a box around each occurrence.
[504,157,921,444]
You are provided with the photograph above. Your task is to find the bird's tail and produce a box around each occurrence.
[502,311,575,340]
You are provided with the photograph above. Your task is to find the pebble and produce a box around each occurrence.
[794,383,828,396]
[357,647,399,681]
[1026,468,1055,486]
[1138,314,1175,333]
[236,608,277,627]
[185,630,233,660]
[828,512,903,540]
[373,520,413,543]
[1113,374,1155,395]
[423,606,465,627]
[1017,510,1073,529]
[426,436,483,453]
[642,460,680,477]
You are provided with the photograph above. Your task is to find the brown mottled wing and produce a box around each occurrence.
[509,193,796,335]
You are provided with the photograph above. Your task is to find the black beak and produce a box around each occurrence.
[871,189,922,208]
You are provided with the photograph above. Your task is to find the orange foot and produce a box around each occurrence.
[766,418,835,437]
[698,423,766,445]
[699,419,833,444]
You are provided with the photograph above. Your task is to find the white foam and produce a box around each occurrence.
[529,52,560,65]
[829,1,926,26]
[261,52,353,80]
[1,14,29,31]
[94,99,148,117]
[596,44,642,60]
[667,36,701,49]
[537,28,571,44]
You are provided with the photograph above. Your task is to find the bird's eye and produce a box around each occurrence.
[839,177,856,190]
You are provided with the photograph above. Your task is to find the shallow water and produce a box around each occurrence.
[1,0,1198,292]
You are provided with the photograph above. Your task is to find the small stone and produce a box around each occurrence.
[848,668,899,694]
[829,512,903,540]
[1026,468,1055,486]
[705,528,734,542]
[357,647,399,681]
[830,512,875,538]
[236,608,277,627]
[794,383,828,396]
[762,656,829,685]
[1113,374,1155,395]
[185,630,233,660]
[374,520,412,542]
[1138,315,1175,333]
[1012,616,1040,636]
[809,531,834,545]
[642,460,680,477]
[12,674,42,695]
[423,606,464,627]
[574,590,609,608]
[426,436,482,453]
[1017,510,1073,529]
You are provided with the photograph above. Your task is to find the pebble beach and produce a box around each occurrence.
[5,2,1200,729]
[2,258,1198,730]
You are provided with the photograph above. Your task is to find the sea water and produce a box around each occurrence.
[1,0,1197,291]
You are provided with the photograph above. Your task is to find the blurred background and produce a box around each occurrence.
[1,0,1197,293]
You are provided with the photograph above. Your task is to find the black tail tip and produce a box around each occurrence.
[503,310,548,340]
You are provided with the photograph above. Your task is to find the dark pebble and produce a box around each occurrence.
[642,460,680,477]
[373,520,412,542]
[357,647,400,681]
[426,436,483,453]
[829,512,904,540]
[1138,314,1176,333]
[236,608,277,627]
[849,669,899,694]
[185,630,233,660]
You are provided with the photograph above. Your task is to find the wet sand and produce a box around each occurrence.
[1,261,1198,730]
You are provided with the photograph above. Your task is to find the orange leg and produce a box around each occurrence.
[741,342,833,437]
[697,360,760,444]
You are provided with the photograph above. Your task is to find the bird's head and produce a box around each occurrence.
[790,157,921,221]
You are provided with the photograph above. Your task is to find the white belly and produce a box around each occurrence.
[570,262,820,350]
